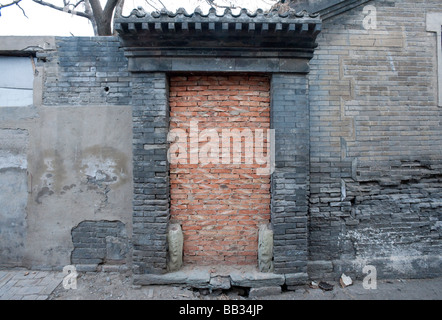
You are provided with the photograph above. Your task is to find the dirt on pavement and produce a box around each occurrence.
[48,271,442,300]
[49,271,245,300]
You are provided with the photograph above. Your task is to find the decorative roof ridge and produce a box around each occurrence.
[120,6,319,20]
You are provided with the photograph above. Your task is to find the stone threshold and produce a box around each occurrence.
[133,265,307,290]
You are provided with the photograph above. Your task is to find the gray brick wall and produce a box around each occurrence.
[37,37,130,105]
[32,2,442,280]
[71,220,128,265]
[308,0,442,279]
[132,73,170,274]
[271,74,310,274]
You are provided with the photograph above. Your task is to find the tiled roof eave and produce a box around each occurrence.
[119,7,320,20]
[116,6,322,72]
[115,7,322,36]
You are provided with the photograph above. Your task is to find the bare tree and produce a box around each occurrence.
[204,0,241,10]
[203,0,281,11]
[0,0,27,17]
[0,0,21,9]
[30,0,123,35]
[28,0,177,36]
[269,0,292,13]
[2,0,284,36]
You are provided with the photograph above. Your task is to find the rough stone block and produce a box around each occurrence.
[230,270,285,288]
[74,264,98,272]
[101,265,129,273]
[166,223,183,272]
[106,236,129,261]
[258,224,274,273]
[285,272,308,286]
[209,276,231,290]
[248,286,281,298]
[133,269,211,288]
[307,261,334,275]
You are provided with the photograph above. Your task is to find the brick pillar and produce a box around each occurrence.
[271,74,310,276]
[132,72,170,274]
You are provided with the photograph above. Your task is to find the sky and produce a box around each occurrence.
[0,0,276,36]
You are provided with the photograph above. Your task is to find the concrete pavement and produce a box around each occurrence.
[271,277,442,300]
[0,268,441,300]
[0,270,64,300]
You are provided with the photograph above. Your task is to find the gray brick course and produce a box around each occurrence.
[271,74,310,274]
[307,0,442,279]
[37,37,130,106]
[131,73,170,275]
[71,220,128,266]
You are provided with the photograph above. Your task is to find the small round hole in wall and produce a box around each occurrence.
[104,86,110,92]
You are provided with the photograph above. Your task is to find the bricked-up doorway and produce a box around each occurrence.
[169,75,271,265]
[117,7,321,277]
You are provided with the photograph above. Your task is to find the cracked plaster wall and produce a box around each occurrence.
[0,105,133,269]
[0,37,133,270]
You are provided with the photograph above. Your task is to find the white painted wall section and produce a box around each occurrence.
[0,56,34,107]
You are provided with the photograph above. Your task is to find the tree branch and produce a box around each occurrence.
[262,0,278,5]
[204,0,241,10]
[72,0,84,9]
[83,0,98,35]
[0,0,21,9]
[31,0,119,35]
[103,0,118,19]
[0,0,28,18]
[87,0,102,24]
[157,0,166,10]
[15,0,27,17]
[144,0,160,11]
[32,0,92,19]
